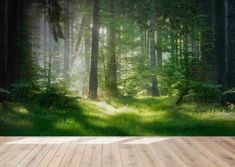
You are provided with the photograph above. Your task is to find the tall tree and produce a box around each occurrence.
[200,0,215,81]
[0,0,63,93]
[88,0,100,100]
[0,0,8,90]
[225,0,235,89]
[106,0,118,96]
[214,0,226,89]
[149,0,160,97]
[64,0,70,84]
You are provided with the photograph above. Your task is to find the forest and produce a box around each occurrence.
[0,0,235,136]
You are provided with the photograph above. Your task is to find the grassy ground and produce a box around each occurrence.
[0,97,235,136]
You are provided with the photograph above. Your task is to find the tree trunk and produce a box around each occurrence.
[106,0,118,96]
[74,15,85,53]
[88,0,100,100]
[225,0,235,89]
[84,14,91,72]
[0,0,8,90]
[214,0,226,89]
[157,24,162,68]
[7,0,23,85]
[200,0,216,81]
[43,14,49,69]
[149,5,160,97]
[64,0,70,84]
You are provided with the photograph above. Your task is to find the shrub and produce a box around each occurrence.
[221,88,235,107]
[0,88,12,102]
[177,80,221,104]
[11,80,41,101]
[36,85,80,111]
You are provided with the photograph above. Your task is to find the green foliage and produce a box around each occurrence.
[36,85,80,111]
[160,56,221,103]
[1,97,235,136]
[180,81,221,103]
[11,78,80,112]
[12,80,41,101]
[222,88,235,108]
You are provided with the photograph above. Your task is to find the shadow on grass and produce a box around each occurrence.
[0,97,235,136]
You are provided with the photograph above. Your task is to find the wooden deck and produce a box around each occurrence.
[0,137,235,167]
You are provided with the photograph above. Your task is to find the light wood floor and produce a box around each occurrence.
[0,137,234,167]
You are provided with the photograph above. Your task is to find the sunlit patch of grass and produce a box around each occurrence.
[1,96,235,136]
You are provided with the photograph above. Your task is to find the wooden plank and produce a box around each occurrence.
[152,140,187,167]
[0,137,23,144]
[37,137,63,167]
[59,138,80,167]
[80,143,96,167]
[136,143,165,167]
[47,138,72,167]
[0,137,38,167]
[26,138,54,167]
[69,139,86,167]
[177,138,228,167]
[0,138,28,163]
[166,138,208,167]
[0,143,19,160]
[183,138,230,167]
[91,144,102,167]
[102,137,112,167]
[16,137,49,167]
[195,138,235,166]
[0,137,235,167]
[211,137,235,154]
[110,138,122,167]
[2,144,36,167]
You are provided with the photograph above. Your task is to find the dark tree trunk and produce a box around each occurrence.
[200,0,216,81]
[225,0,235,89]
[214,0,226,89]
[88,0,100,100]
[64,0,70,84]
[0,0,8,90]
[7,0,23,86]
[106,0,118,96]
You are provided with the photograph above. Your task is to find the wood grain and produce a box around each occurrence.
[0,137,234,167]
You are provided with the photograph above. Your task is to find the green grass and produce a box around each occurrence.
[0,97,235,136]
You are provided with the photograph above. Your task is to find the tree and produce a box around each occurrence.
[0,0,63,92]
[0,0,8,90]
[149,0,160,97]
[106,0,118,96]
[64,0,70,84]
[214,0,226,89]
[88,0,100,100]
[225,0,235,89]
[200,0,215,81]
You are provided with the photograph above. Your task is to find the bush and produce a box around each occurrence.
[11,80,41,101]
[36,85,80,111]
[221,88,235,107]
[188,81,221,103]
[177,80,221,104]
[0,88,12,102]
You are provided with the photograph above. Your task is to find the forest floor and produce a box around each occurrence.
[0,97,235,136]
